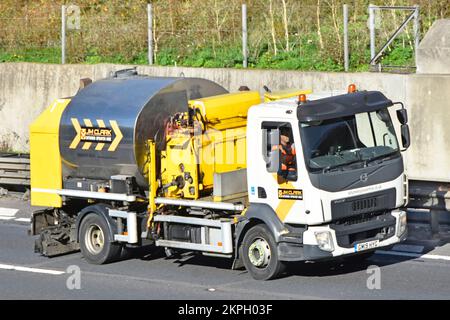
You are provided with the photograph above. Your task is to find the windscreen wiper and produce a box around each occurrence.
[365,151,398,165]
[322,159,366,173]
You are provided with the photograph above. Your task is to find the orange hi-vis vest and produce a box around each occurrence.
[273,144,297,171]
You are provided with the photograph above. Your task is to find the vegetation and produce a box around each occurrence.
[0,0,448,72]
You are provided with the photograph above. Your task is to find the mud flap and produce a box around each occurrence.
[30,208,56,236]
[35,227,80,257]
[32,209,80,257]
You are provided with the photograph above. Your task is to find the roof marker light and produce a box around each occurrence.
[298,94,307,105]
[348,84,357,93]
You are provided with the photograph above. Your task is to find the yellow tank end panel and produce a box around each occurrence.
[30,99,71,207]
[189,91,261,123]
[264,88,312,102]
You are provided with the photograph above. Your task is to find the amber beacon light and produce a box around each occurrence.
[298,94,307,105]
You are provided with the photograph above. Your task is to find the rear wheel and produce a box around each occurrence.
[79,213,122,264]
[241,224,286,280]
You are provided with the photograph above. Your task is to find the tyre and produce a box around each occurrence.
[241,224,286,280]
[79,213,122,264]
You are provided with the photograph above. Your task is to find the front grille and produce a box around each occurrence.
[331,188,396,220]
[352,197,377,212]
[334,211,387,226]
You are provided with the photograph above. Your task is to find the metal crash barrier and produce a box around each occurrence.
[408,180,450,235]
[1,154,450,237]
[0,153,30,186]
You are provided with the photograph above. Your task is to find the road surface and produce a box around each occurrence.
[0,193,450,300]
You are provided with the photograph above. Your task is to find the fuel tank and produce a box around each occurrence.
[58,73,228,188]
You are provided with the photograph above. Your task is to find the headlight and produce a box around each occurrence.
[397,211,407,237]
[315,231,335,252]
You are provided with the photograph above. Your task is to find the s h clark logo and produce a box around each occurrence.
[278,188,303,200]
[70,118,123,152]
[80,127,113,142]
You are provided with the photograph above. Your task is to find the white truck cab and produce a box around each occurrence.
[239,88,409,278]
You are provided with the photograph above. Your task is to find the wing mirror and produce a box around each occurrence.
[263,127,298,181]
[393,102,410,150]
[396,108,408,125]
[401,124,410,150]
[265,129,280,172]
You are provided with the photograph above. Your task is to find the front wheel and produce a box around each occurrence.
[79,213,122,264]
[241,224,286,280]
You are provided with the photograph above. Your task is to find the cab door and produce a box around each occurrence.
[247,119,306,224]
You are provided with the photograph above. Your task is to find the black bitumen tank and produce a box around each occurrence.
[59,74,228,188]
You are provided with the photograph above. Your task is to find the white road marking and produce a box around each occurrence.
[0,264,65,275]
[391,244,424,253]
[0,216,14,220]
[0,208,19,217]
[376,250,450,262]
[14,218,31,223]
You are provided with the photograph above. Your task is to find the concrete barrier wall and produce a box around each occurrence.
[405,75,450,181]
[0,62,448,181]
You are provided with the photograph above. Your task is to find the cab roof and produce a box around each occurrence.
[297,90,393,122]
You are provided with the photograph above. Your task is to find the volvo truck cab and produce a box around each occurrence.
[240,87,409,279]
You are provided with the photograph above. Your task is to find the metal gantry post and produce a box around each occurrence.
[368,5,420,70]
[343,4,349,72]
[369,4,376,63]
[413,5,420,67]
[242,4,248,68]
[148,3,154,65]
[61,5,66,64]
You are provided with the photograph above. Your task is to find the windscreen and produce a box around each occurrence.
[300,108,400,172]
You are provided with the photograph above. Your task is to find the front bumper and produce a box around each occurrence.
[277,209,407,261]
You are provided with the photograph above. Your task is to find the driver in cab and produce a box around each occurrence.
[273,127,297,173]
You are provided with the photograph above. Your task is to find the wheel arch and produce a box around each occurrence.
[234,203,286,261]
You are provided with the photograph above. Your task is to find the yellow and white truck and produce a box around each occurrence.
[30,70,409,280]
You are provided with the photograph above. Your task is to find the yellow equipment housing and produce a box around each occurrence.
[161,91,261,201]
[30,99,71,207]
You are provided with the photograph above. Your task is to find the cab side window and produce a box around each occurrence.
[262,123,297,174]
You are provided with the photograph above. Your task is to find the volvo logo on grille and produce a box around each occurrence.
[360,173,368,182]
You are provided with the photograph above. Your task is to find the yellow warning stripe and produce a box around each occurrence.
[69,118,81,149]
[108,120,123,152]
[272,173,297,222]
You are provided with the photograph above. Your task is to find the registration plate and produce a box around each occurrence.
[354,240,379,252]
